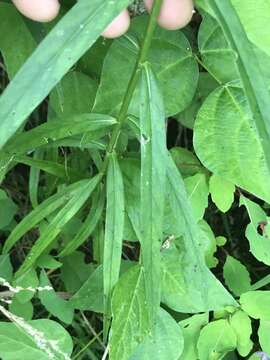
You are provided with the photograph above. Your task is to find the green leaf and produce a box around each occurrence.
[0,319,73,360]
[166,156,237,311]
[0,3,36,78]
[94,15,198,117]
[240,195,270,265]
[14,155,81,182]
[209,175,235,213]
[170,147,205,178]
[258,320,270,354]
[0,189,17,230]
[60,251,94,293]
[179,313,209,360]
[3,179,94,254]
[39,270,74,324]
[223,255,251,296]
[103,154,125,328]
[59,186,105,257]
[240,291,270,321]
[231,0,270,58]
[194,82,270,203]
[15,174,101,278]
[130,308,184,360]
[0,0,131,149]
[184,173,209,221]
[197,319,237,360]
[198,13,238,83]
[176,72,219,130]
[9,299,33,321]
[49,71,97,118]
[139,64,167,323]
[0,114,116,161]
[109,265,150,360]
[199,220,218,268]
[0,254,13,282]
[121,158,142,240]
[229,310,253,357]
[13,268,38,304]
[70,265,103,314]
[205,0,270,188]
[37,254,62,270]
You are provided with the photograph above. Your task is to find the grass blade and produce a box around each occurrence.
[59,186,105,257]
[103,153,125,337]
[0,114,116,160]
[0,0,131,149]
[206,0,270,171]
[14,174,102,278]
[139,64,167,324]
[3,179,91,254]
[15,155,81,182]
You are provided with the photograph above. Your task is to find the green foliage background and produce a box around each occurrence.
[0,0,270,359]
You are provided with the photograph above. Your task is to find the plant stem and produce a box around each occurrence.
[251,273,270,291]
[100,0,163,174]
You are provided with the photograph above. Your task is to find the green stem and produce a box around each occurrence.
[100,0,163,174]
[251,273,270,291]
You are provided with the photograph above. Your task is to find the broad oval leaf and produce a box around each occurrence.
[240,291,270,321]
[49,71,98,118]
[230,310,253,357]
[0,318,73,360]
[240,195,270,266]
[94,15,198,117]
[223,255,251,296]
[209,174,235,213]
[198,13,238,83]
[179,313,209,360]
[194,82,270,203]
[197,319,237,360]
[0,3,36,78]
[258,320,270,355]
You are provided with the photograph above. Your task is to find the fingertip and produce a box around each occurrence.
[102,9,130,39]
[144,0,194,30]
[12,0,60,22]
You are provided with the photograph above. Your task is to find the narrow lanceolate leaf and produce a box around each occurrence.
[104,154,125,333]
[14,155,81,182]
[110,265,150,360]
[3,179,91,254]
[139,64,167,324]
[206,0,270,173]
[59,187,105,257]
[0,114,116,160]
[0,0,131,150]
[15,174,102,278]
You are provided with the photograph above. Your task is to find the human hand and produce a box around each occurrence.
[11,0,194,38]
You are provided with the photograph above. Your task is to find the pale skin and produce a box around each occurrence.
[11,0,194,37]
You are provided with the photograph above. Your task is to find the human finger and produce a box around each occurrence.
[102,9,130,39]
[12,0,60,22]
[144,0,194,30]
